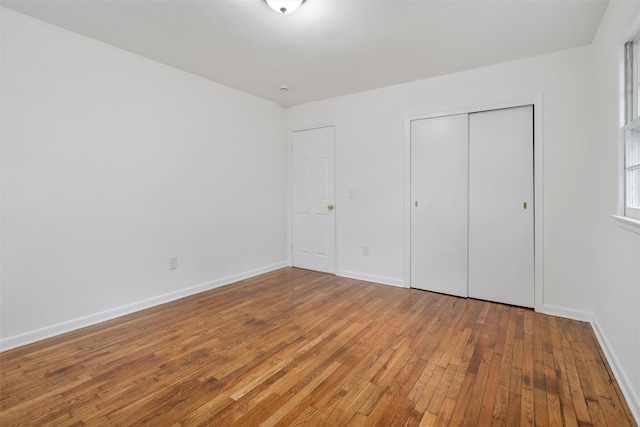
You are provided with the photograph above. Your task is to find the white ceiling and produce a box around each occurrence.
[1,0,609,107]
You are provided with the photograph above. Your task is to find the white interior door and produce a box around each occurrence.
[468,106,534,307]
[411,114,468,297]
[292,127,335,273]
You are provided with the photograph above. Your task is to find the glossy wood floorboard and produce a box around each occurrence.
[0,268,635,426]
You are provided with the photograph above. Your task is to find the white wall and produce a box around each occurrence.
[287,43,595,313]
[590,1,640,420]
[0,8,288,349]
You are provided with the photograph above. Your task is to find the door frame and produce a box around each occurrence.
[287,124,338,274]
[404,95,544,312]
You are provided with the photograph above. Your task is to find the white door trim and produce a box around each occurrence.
[404,95,544,312]
[288,125,338,274]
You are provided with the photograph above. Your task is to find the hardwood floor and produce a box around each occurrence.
[0,268,636,426]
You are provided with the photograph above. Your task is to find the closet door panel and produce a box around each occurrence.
[410,114,468,297]
[468,106,534,308]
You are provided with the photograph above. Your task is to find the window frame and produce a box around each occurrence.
[624,118,640,219]
[624,40,640,220]
[634,42,640,118]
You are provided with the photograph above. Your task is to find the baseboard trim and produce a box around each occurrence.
[0,261,288,352]
[541,304,594,323]
[590,315,640,424]
[337,270,406,288]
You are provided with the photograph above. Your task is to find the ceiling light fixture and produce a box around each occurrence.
[265,0,305,15]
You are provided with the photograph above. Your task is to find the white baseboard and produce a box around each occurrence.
[541,304,595,323]
[590,315,640,424]
[337,270,406,288]
[0,261,288,352]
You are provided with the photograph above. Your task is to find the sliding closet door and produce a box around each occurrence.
[410,114,468,297]
[468,106,534,308]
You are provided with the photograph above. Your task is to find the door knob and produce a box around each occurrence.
[523,202,528,209]
[328,204,334,211]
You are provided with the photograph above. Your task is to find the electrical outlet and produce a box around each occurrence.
[363,246,369,256]
[169,257,178,270]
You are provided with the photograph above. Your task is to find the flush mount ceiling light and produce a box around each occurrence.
[265,0,306,14]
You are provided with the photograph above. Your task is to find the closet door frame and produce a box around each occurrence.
[403,96,544,312]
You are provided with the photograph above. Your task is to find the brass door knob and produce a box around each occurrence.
[328,204,334,211]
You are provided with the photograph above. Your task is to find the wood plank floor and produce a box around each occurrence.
[0,267,636,426]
